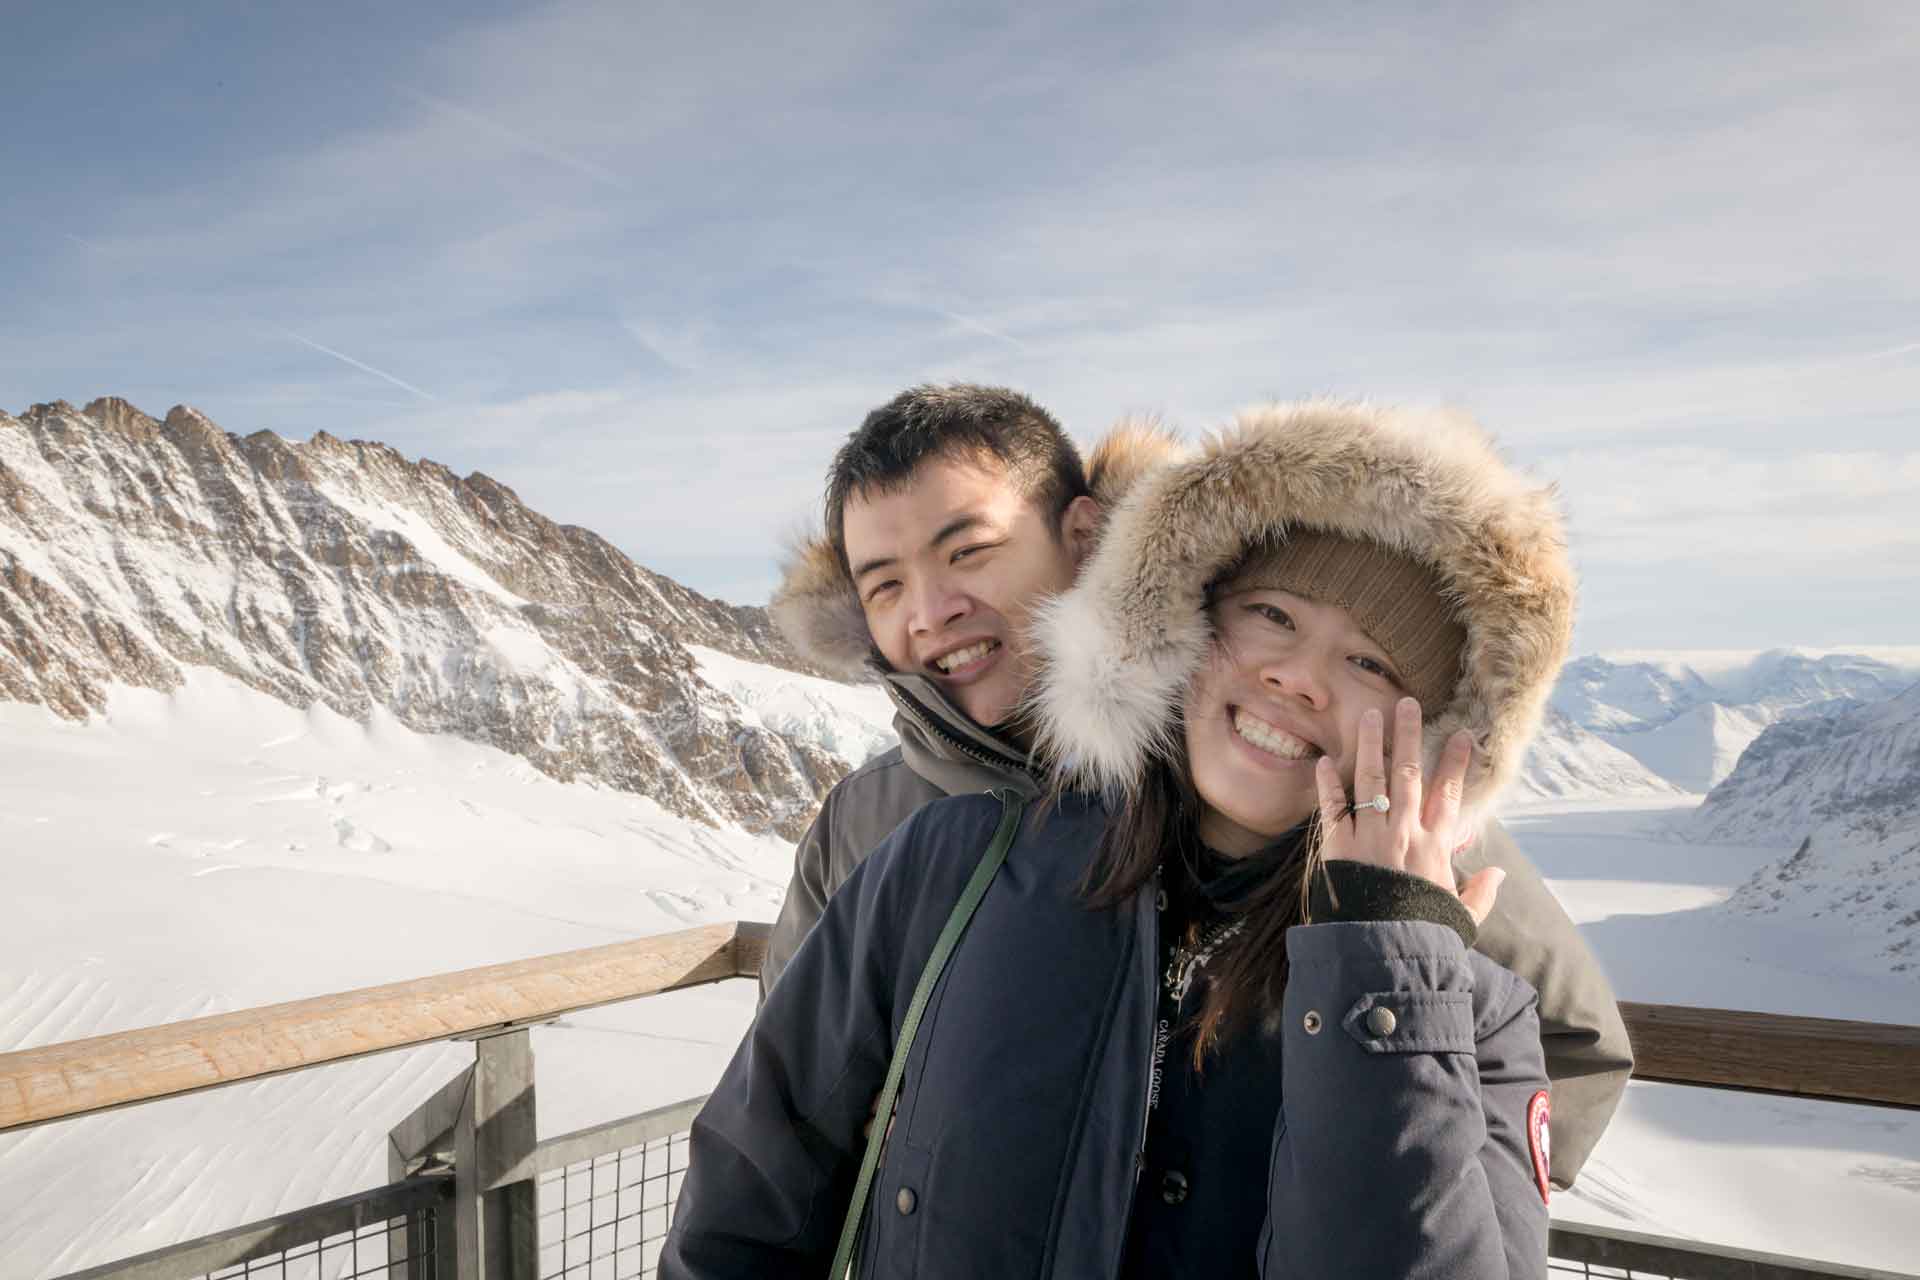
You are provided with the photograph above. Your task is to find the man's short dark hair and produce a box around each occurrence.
[825,383,1089,575]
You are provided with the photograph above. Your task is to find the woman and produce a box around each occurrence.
[661,400,1574,1279]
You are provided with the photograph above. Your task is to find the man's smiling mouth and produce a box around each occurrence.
[931,639,1001,675]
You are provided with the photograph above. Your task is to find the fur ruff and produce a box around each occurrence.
[1087,417,1186,509]
[768,533,878,680]
[767,421,1189,681]
[1026,399,1575,825]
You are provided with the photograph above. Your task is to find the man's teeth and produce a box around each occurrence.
[1233,710,1320,760]
[935,641,997,673]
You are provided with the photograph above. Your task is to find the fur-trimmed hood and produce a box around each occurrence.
[1026,400,1575,823]
[767,418,1186,681]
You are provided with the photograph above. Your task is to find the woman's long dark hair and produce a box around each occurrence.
[1076,726,1331,1068]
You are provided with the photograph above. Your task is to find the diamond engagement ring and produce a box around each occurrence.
[1354,794,1391,816]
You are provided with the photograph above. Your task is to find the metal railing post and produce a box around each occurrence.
[390,1067,472,1279]
[454,1030,539,1279]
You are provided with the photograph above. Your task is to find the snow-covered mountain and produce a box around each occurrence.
[1690,685,1920,973]
[0,398,889,840]
[0,397,904,1278]
[1512,709,1684,804]
[1550,649,1920,792]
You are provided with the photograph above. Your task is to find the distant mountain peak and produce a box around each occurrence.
[1511,708,1685,804]
[1550,648,1920,792]
[82,396,162,439]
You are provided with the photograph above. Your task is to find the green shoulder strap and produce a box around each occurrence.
[828,787,1028,1280]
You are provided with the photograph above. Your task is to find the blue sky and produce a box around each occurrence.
[4,0,1917,651]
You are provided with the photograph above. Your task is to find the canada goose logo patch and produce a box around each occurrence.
[1527,1090,1552,1204]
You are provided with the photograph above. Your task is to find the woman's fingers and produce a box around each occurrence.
[1424,729,1474,836]
[1391,697,1423,841]
[1428,736,1466,836]
[1352,707,1388,825]
[1458,866,1506,928]
[1315,755,1351,855]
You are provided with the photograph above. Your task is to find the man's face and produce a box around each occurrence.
[842,455,1095,728]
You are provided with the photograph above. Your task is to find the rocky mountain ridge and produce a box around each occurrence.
[1693,685,1920,971]
[0,397,862,840]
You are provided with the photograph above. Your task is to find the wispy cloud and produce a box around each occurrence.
[1545,445,1920,571]
[6,1,1919,648]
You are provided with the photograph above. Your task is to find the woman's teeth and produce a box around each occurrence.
[934,640,998,673]
[1233,709,1320,760]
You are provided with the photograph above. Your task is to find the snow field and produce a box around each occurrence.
[1511,801,1920,1271]
[0,672,775,1278]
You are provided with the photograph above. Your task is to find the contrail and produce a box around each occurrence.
[281,330,439,403]
[933,305,1028,352]
[1861,340,1920,362]
[405,88,631,190]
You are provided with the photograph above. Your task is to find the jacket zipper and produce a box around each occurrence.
[887,683,1037,781]
[1110,870,1162,1276]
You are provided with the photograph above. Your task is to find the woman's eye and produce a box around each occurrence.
[1351,655,1399,684]
[1249,604,1294,629]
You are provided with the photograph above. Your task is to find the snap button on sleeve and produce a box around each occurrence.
[1338,990,1472,1053]
[1160,1170,1189,1205]
[1303,1010,1323,1034]
[896,1187,917,1215]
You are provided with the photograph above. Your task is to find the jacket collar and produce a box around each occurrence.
[882,671,1041,798]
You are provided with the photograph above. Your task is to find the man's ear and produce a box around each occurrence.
[1060,494,1103,565]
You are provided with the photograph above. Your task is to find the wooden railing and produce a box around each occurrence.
[1,921,1914,1280]
[1618,1000,1920,1109]
[4,931,1908,1137]
[0,921,769,1137]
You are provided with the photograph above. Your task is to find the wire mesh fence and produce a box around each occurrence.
[536,1128,690,1279]
[1550,1261,1676,1279]
[189,1207,438,1280]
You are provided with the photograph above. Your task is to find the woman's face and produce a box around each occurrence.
[1183,587,1411,856]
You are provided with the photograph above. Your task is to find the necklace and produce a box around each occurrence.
[1164,916,1246,1007]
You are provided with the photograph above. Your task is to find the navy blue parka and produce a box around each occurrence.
[660,792,1550,1279]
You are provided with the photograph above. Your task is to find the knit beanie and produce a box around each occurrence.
[1215,529,1468,713]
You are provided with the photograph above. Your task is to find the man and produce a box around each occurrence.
[764,383,1630,1187]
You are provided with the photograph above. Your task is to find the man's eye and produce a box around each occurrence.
[863,580,899,604]
[953,543,997,563]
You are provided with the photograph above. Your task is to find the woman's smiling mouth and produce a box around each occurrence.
[1231,708,1322,760]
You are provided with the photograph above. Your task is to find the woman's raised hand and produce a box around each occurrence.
[1313,697,1505,927]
